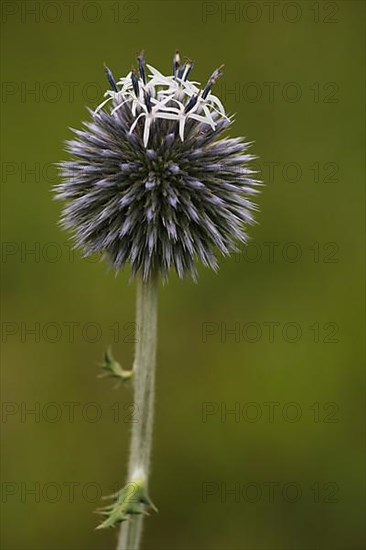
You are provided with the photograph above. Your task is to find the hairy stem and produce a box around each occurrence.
[117,273,158,550]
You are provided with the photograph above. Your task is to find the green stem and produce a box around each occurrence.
[117,272,158,550]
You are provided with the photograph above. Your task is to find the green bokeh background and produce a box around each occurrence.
[1,1,365,549]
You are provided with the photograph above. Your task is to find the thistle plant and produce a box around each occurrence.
[55,51,261,550]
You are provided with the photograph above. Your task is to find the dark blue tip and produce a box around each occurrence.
[184,94,199,113]
[202,65,224,99]
[137,51,147,85]
[104,65,118,92]
[131,69,140,97]
[144,90,152,113]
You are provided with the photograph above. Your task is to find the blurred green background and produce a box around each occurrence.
[1,1,365,549]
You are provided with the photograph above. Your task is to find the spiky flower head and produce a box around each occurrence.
[55,51,261,281]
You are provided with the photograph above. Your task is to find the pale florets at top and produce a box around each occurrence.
[55,51,262,281]
[97,51,228,148]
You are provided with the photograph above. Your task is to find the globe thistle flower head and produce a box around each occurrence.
[56,51,261,281]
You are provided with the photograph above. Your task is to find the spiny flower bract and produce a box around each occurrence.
[55,51,261,281]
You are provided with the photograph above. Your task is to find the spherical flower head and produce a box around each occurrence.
[55,51,261,281]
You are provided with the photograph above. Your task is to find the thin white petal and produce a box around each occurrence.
[154,112,181,121]
[207,94,227,116]
[187,113,210,124]
[129,112,146,134]
[94,96,113,114]
[179,117,186,141]
[143,117,152,147]
[202,105,216,129]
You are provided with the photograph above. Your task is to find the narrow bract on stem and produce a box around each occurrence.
[55,50,262,550]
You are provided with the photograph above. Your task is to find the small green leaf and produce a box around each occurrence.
[98,348,133,382]
[95,480,157,529]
